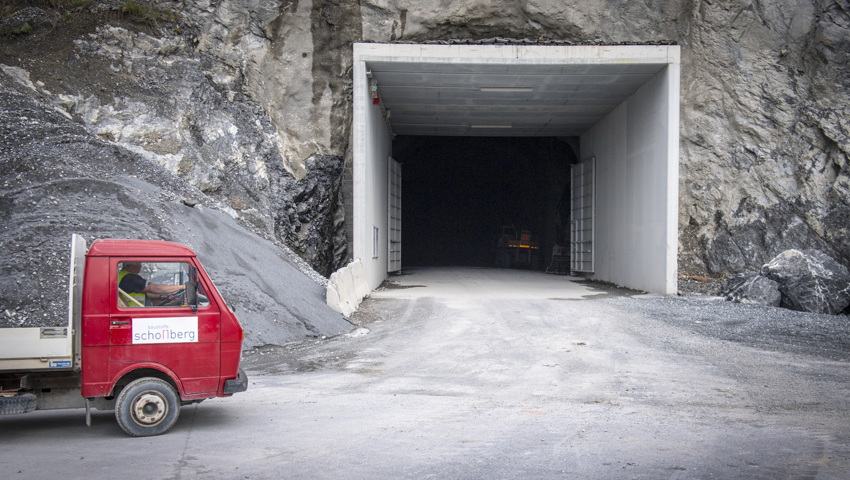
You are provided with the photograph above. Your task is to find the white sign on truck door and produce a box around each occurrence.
[132,317,198,344]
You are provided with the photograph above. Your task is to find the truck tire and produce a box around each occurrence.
[115,378,180,437]
[0,393,37,415]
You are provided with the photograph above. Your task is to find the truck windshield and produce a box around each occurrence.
[117,261,208,308]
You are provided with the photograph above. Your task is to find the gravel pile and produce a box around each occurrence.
[607,295,850,361]
[677,274,724,296]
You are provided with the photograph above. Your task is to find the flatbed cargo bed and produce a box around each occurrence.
[0,235,84,373]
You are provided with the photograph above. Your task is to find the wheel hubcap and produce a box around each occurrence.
[132,392,167,426]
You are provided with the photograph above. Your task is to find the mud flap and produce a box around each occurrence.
[223,368,248,394]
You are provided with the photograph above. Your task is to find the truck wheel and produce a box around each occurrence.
[115,378,180,437]
[0,393,37,415]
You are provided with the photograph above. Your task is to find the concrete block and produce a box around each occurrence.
[326,258,372,317]
[325,281,343,315]
[351,259,370,299]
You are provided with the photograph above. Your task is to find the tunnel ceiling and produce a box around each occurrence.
[368,61,666,137]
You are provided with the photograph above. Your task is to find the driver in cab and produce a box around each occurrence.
[118,262,185,307]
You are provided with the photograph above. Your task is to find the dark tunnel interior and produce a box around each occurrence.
[393,136,579,270]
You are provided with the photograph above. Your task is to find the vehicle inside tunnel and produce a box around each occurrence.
[393,136,578,270]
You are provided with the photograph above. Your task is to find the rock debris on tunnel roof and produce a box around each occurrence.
[388,38,678,46]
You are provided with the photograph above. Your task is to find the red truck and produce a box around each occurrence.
[0,234,247,436]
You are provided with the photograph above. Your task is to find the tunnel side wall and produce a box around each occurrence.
[582,62,679,294]
[353,56,393,290]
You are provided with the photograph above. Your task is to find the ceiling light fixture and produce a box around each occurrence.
[480,87,534,93]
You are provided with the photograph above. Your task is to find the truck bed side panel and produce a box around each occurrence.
[0,327,73,371]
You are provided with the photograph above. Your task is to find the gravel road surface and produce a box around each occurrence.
[2,267,848,479]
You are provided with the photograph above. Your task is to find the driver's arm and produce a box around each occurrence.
[144,283,185,295]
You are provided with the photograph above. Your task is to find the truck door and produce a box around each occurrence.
[108,258,221,395]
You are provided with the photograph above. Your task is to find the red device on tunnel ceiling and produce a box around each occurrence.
[371,80,380,105]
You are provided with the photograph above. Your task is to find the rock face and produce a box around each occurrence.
[761,250,850,315]
[0,1,848,288]
[1,7,348,277]
[672,0,849,276]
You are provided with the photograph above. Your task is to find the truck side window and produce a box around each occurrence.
[117,261,206,308]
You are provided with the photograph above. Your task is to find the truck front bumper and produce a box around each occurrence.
[223,368,248,394]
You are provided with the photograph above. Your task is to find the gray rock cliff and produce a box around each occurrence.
[1,1,848,324]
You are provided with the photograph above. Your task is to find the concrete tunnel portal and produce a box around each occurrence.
[351,43,681,295]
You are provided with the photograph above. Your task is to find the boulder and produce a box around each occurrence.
[720,272,782,307]
[760,250,850,315]
[720,272,753,299]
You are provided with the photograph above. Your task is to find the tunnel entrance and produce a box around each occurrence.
[394,136,577,270]
[351,43,680,294]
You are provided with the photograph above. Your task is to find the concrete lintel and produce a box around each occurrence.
[354,43,679,66]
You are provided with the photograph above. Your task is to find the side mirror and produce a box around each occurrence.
[185,281,198,313]
[186,266,211,312]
